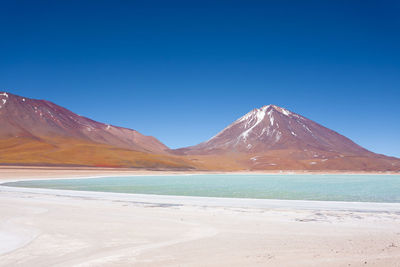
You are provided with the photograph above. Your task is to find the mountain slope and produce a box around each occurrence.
[0,92,192,169]
[175,105,400,171]
[0,92,167,153]
[178,105,369,155]
[0,137,192,169]
[1,92,398,171]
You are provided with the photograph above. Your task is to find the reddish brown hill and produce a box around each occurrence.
[174,105,400,171]
[0,92,167,154]
[0,92,192,169]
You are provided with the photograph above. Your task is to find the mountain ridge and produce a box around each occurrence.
[0,91,167,154]
[175,104,370,155]
[0,91,194,169]
[1,91,399,171]
[172,104,400,171]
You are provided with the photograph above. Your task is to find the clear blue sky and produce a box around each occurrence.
[1,1,399,157]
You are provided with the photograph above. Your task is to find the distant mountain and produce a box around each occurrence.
[1,92,398,171]
[174,105,400,171]
[177,105,369,154]
[0,92,167,153]
[0,92,191,169]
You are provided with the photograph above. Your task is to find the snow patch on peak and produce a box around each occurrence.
[281,108,291,116]
[271,105,292,116]
[269,113,274,126]
[238,105,270,123]
[0,92,9,98]
[0,98,6,109]
[205,104,301,145]
[239,106,268,141]
[275,131,282,142]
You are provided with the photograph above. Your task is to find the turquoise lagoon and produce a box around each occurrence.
[3,174,400,203]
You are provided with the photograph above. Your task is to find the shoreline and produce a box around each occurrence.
[1,168,400,211]
[1,167,400,266]
[0,166,399,182]
[1,167,400,212]
[2,184,400,213]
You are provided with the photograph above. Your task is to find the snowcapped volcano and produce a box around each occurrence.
[173,105,400,171]
[178,104,369,155]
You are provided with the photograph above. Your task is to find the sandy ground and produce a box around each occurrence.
[0,165,398,180]
[1,167,400,266]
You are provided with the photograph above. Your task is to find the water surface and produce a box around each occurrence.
[3,174,400,203]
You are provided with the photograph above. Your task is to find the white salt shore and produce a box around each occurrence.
[3,184,400,213]
[1,168,400,266]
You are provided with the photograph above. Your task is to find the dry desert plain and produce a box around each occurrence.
[1,167,400,266]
